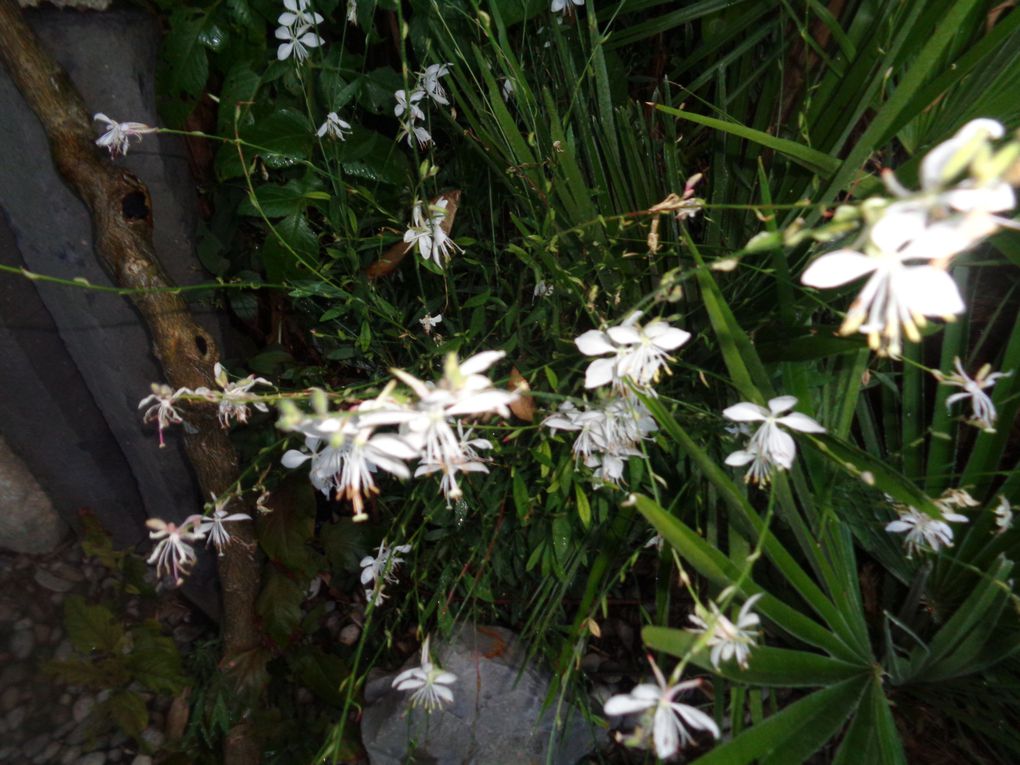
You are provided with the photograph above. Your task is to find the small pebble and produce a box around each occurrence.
[10,629,34,659]
[33,569,75,593]
[130,757,152,765]
[77,752,107,765]
[73,696,95,724]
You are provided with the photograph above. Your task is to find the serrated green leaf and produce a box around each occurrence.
[64,596,124,654]
[105,690,148,739]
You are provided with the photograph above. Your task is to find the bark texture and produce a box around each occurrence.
[0,2,261,760]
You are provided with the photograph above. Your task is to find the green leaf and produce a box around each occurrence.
[339,131,410,186]
[257,478,315,571]
[125,624,188,694]
[833,678,908,765]
[643,627,867,687]
[321,519,376,573]
[104,690,149,739]
[262,213,319,284]
[257,567,305,645]
[64,596,124,654]
[289,649,348,705]
[245,108,314,163]
[693,676,868,765]
[656,105,840,176]
[575,484,592,528]
[217,63,261,136]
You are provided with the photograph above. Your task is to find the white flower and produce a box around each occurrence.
[346,0,358,24]
[414,425,491,502]
[198,494,251,555]
[936,357,1011,432]
[688,594,762,669]
[533,280,553,300]
[420,63,453,105]
[360,540,412,590]
[501,77,515,102]
[146,516,204,586]
[419,313,443,334]
[994,496,1013,534]
[403,199,460,267]
[392,635,457,711]
[277,0,323,28]
[551,0,584,14]
[800,210,982,357]
[886,504,968,557]
[281,424,417,521]
[317,111,352,141]
[195,363,272,428]
[138,383,191,447]
[394,89,426,122]
[575,311,691,390]
[723,396,825,482]
[935,487,980,512]
[603,659,720,759]
[93,113,156,158]
[544,394,657,486]
[275,23,323,62]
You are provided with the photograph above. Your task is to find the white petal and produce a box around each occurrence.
[584,358,617,389]
[767,395,798,415]
[871,208,927,253]
[281,450,311,468]
[722,402,768,422]
[725,450,754,466]
[649,326,691,351]
[575,330,616,356]
[897,266,965,317]
[777,412,825,433]
[672,703,721,738]
[603,694,655,716]
[801,250,876,288]
[459,350,506,376]
[606,325,642,346]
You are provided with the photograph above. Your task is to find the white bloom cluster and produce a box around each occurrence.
[275,0,324,62]
[935,356,1011,433]
[280,350,515,517]
[885,489,976,557]
[543,394,657,485]
[404,198,462,267]
[802,119,1018,357]
[687,594,762,670]
[394,62,452,149]
[360,540,411,606]
[575,311,691,391]
[603,658,719,760]
[723,395,825,485]
[195,363,273,428]
[93,113,157,158]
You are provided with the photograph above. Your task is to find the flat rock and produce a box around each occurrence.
[361,625,599,765]
[0,435,66,554]
[34,568,76,593]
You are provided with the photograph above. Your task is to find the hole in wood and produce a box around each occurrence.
[121,191,149,220]
[195,335,208,356]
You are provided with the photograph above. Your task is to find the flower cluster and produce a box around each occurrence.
[404,197,461,267]
[885,489,976,557]
[275,0,324,62]
[575,311,691,391]
[935,356,1011,432]
[394,62,452,149]
[391,635,457,711]
[543,394,657,485]
[360,541,411,606]
[604,658,719,760]
[723,396,825,485]
[687,594,763,670]
[801,119,1018,357]
[280,351,515,517]
[195,363,273,428]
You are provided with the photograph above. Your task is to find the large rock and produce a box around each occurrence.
[0,435,67,553]
[361,625,599,765]
[0,7,232,615]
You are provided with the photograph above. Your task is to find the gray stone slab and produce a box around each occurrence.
[362,625,599,765]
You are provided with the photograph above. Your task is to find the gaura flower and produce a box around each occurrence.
[138,383,192,447]
[533,280,553,300]
[277,0,323,28]
[275,23,323,62]
[551,0,584,15]
[575,311,691,390]
[392,635,457,711]
[688,594,763,670]
[360,540,412,591]
[419,313,443,334]
[800,210,983,357]
[723,396,824,483]
[603,658,720,759]
[419,63,453,106]
[403,199,460,266]
[146,516,204,586]
[94,114,156,158]
[394,89,426,122]
[317,111,352,141]
[885,504,968,557]
[935,357,1011,432]
[199,494,251,555]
